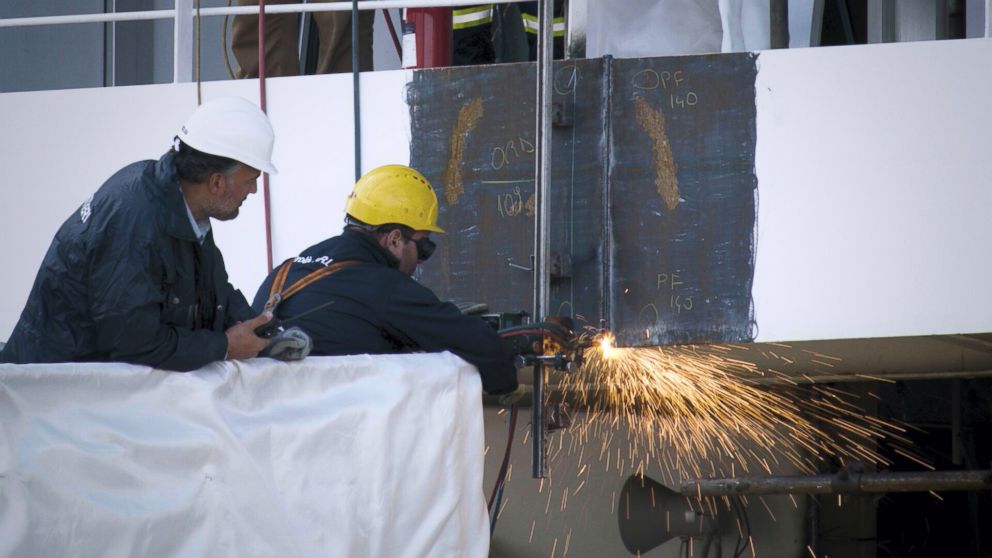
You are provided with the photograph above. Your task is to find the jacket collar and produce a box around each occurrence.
[156,151,201,242]
[340,228,401,269]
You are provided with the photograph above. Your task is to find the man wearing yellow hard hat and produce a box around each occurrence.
[251,165,519,396]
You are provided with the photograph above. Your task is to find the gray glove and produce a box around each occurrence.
[264,326,312,361]
[496,384,527,407]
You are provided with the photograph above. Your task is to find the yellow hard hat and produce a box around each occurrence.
[345,165,445,233]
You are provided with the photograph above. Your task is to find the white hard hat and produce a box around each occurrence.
[178,96,278,174]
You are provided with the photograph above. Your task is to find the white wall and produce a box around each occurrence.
[753,38,992,342]
[2,39,991,344]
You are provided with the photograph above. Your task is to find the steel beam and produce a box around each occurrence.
[682,470,992,496]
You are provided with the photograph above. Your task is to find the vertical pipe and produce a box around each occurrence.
[195,0,202,105]
[258,0,274,272]
[104,0,116,87]
[770,0,790,48]
[952,379,963,466]
[532,363,546,478]
[531,0,554,480]
[808,495,820,556]
[601,55,613,333]
[534,0,552,323]
[352,0,362,181]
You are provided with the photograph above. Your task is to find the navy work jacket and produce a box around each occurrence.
[1,152,254,371]
[252,228,519,395]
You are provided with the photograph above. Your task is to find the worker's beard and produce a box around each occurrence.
[207,195,244,221]
[398,258,417,277]
[215,207,239,221]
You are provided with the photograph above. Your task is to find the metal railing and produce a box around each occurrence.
[0,0,551,84]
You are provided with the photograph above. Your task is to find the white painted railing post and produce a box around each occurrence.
[565,0,586,59]
[174,0,194,83]
[986,0,991,37]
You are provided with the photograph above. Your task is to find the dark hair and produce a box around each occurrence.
[170,138,240,183]
[344,215,413,238]
[345,216,435,261]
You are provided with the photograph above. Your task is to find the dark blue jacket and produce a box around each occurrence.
[1,152,254,371]
[252,228,519,395]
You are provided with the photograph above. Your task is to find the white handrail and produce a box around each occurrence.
[0,10,174,27]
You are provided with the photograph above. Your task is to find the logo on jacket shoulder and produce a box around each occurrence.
[80,194,94,223]
[295,255,334,266]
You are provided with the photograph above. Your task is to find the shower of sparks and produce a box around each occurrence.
[555,331,925,486]
[505,332,931,553]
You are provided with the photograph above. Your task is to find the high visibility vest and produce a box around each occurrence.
[520,12,566,37]
[452,4,494,29]
[454,4,566,38]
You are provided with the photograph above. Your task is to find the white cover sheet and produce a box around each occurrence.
[0,353,489,558]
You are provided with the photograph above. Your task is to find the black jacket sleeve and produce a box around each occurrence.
[88,230,228,372]
[210,243,255,327]
[383,278,519,395]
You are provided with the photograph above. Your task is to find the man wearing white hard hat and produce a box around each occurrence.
[1,97,278,371]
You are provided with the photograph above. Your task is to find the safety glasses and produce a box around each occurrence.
[403,232,436,262]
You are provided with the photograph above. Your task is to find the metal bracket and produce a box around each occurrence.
[507,257,533,272]
[508,252,571,279]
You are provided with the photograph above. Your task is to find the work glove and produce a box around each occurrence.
[264,326,312,362]
[496,384,527,407]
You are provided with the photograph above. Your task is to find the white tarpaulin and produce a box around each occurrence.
[0,353,489,558]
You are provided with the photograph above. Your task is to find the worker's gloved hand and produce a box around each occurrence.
[264,326,312,361]
[496,384,527,407]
